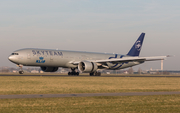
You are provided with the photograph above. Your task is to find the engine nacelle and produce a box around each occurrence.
[78,61,98,73]
[41,67,58,72]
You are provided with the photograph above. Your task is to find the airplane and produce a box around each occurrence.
[8,33,169,76]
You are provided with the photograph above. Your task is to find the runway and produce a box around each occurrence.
[0,92,180,99]
[1,74,180,77]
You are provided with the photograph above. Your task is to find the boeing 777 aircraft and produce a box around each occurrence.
[8,33,169,76]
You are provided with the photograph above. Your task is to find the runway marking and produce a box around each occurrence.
[0,92,180,99]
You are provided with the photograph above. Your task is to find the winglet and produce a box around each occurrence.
[127,33,145,56]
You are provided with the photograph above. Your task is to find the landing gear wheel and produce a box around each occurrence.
[68,68,79,76]
[19,71,24,74]
[90,72,94,76]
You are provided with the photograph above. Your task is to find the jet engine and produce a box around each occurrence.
[78,61,98,73]
[40,67,58,72]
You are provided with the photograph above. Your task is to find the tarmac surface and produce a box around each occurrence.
[0,92,180,99]
[1,74,180,77]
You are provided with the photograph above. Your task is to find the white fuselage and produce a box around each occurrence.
[8,48,142,70]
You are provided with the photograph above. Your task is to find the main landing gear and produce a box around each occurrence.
[68,68,79,76]
[89,72,101,76]
[18,65,24,74]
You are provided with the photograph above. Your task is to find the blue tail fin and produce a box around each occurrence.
[127,33,145,56]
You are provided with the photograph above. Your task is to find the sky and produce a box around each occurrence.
[0,0,180,71]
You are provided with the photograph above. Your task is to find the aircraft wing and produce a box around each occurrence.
[94,56,169,64]
[70,55,170,65]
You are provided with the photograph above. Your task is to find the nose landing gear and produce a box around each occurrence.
[19,70,24,74]
[17,65,24,74]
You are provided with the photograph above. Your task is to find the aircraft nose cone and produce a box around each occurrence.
[8,55,15,62]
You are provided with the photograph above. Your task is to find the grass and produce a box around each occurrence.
[0,76,180,95]
[0,75,180,113]
[0,95,180,113]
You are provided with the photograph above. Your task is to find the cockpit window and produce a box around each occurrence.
[11,53,19,55]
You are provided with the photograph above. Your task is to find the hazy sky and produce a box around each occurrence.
[0,0,180,70]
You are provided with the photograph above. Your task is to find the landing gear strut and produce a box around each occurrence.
[68,68,79,76]
[89,72,101,76]
[18,65,24,74]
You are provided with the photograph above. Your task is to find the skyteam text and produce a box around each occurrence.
[32,50,63,56]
